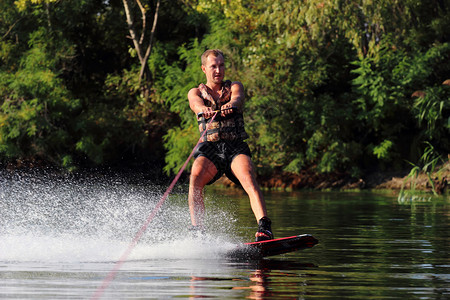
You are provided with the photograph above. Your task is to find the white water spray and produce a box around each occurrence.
[0,170,239,263]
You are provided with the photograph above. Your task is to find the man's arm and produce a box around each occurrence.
[222,81,245,115]
[188,88,214,118]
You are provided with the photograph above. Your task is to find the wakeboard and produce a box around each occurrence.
[227,234,318,259]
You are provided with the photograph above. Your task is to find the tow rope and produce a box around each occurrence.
[92,110,219,299]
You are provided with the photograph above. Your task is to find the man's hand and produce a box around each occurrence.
[198,106,216,119]
[220,103,235,117]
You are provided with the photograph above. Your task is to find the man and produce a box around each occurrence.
[187,49,274,241]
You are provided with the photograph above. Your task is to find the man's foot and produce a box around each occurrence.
[255,216,274,242]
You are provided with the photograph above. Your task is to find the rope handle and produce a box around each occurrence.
[196,106,237,118]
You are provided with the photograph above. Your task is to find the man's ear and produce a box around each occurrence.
[201,65,206,74]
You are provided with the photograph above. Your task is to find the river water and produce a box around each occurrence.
[0,171,449,299]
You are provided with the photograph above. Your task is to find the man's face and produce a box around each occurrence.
[202,54,225,85]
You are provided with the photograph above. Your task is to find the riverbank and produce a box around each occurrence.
[219,161,450,195]
[2,159,449,195]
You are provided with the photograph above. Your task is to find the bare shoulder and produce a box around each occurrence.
[231,81,244,92]
[188,87,201,99]
[231,81,244,88]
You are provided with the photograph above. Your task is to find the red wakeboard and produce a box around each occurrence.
[227,234,318,259]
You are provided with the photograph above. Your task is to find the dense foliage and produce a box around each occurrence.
[1,0,449,181]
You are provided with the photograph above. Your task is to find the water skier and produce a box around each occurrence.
[187,49,273,241]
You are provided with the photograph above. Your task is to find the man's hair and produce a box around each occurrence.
[201,49,224,66]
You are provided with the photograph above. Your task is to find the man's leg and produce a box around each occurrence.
[231,154,273,241]
[188,156,218,226]
[230,154,267,221]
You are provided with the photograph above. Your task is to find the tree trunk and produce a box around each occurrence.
[139,0,160,84]
[122,0,160,98]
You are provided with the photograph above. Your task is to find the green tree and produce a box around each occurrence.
[1,0,448,185]
[121,0,161,98]
[163,0,450,180]
[0,3,80,167]
[1,0,212,170]
[0,0,147,168]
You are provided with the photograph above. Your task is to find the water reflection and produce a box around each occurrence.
[0,172,449,299]
[231,269,271,299]
[188,259,318,299]
[240,260,318,300]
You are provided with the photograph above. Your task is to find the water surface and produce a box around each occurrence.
[0,172,448,299]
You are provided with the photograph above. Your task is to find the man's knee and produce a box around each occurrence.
[190,168,217,187]
[191,157,217,185]
[238,173,257,188]
[190,172,207,188]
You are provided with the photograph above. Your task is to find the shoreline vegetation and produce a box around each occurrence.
[2,159,447,196]
[1,1,448,194]
[221,161,450,195]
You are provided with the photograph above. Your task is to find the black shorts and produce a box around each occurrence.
[193,139,252,185]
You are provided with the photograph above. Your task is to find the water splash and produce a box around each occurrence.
[0,170,239,263]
